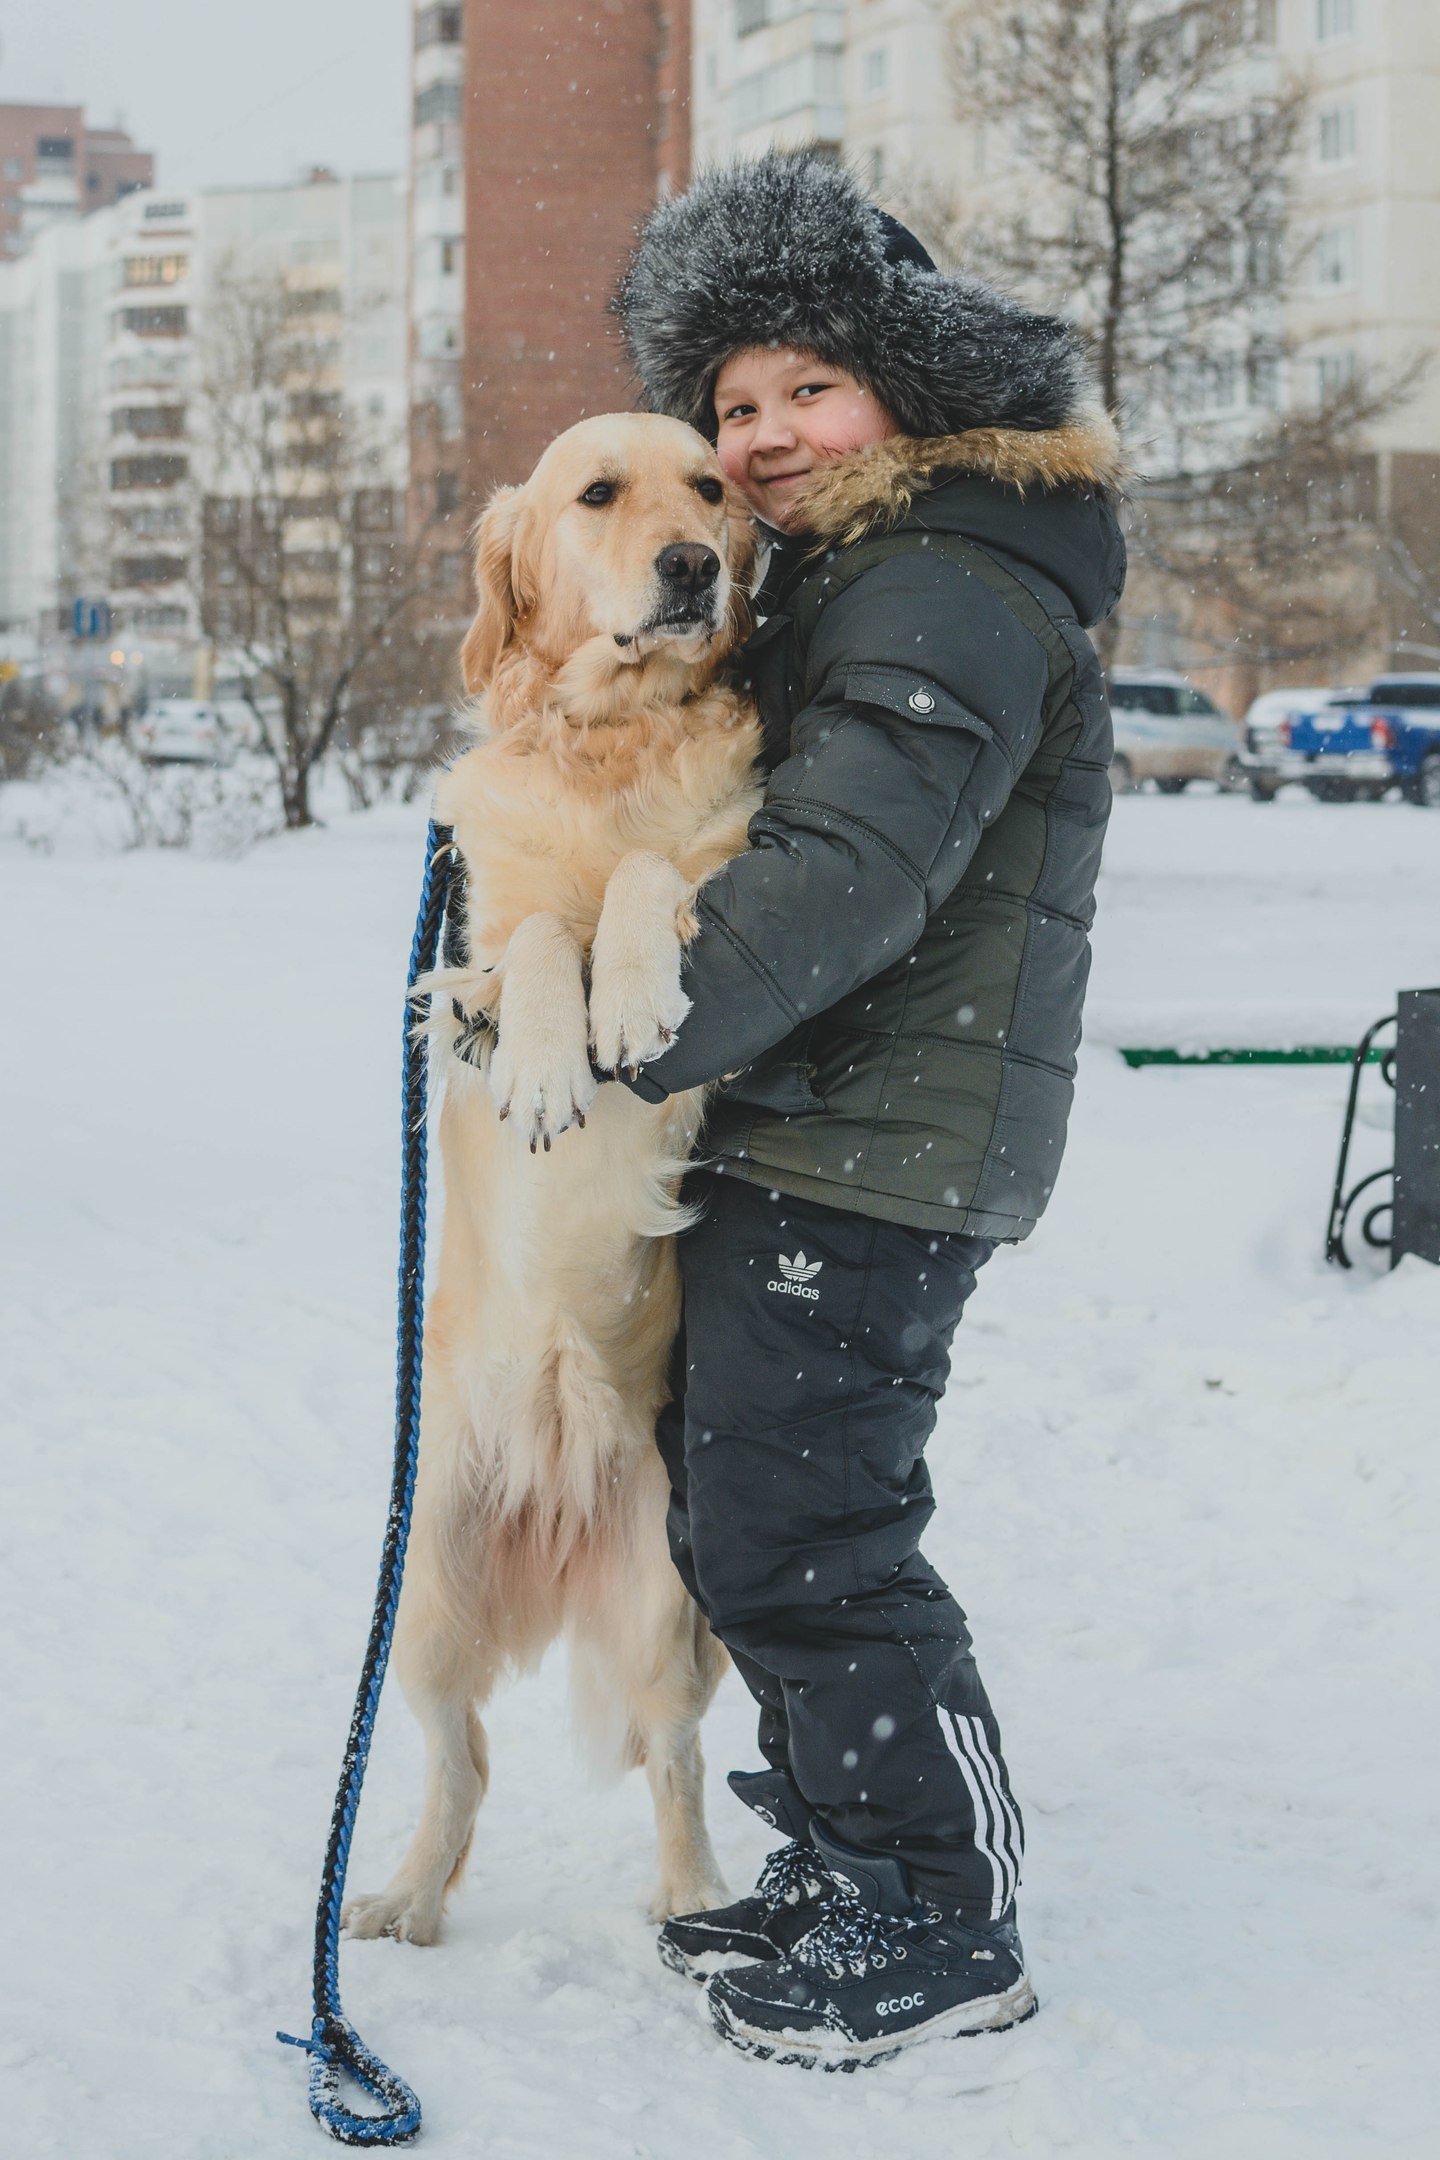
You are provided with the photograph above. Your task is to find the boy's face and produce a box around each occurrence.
[712,348,898,532]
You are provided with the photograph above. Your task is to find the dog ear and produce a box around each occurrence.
[722,497,761,649]
[461,485,528,693]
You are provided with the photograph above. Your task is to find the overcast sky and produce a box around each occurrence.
[0,0,409,192]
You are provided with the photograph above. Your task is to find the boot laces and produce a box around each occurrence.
[791,1888,930,1980]
[755,1841,833,1911]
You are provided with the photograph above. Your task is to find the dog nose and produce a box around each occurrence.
[657,543,720,592]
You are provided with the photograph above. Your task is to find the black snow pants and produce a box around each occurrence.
[655,1170,1024,1919]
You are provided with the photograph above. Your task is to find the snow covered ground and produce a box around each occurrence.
[2,783,1437,2159]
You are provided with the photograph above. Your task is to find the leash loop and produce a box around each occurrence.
[280,818,454,2145]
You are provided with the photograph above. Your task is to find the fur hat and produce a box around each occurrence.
[614,150,1098,441]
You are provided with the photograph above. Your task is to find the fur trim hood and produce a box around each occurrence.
[796,414,1128,548]
[615,150,1103,443]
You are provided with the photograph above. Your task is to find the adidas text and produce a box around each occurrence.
[767,1250,822,1301]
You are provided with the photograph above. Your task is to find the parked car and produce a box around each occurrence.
[1357,676,1440,806]
[128,700,240,766]
[1106,670,1243,792]
[1241,677,1440,802]
[1241,686,1390,802]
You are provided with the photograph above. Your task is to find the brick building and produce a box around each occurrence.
[409,2,691,635]
[0,103,153,258]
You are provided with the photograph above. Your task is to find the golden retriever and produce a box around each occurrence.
[343,413,763,1944]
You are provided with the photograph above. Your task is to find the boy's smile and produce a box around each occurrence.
[713,347,898,532]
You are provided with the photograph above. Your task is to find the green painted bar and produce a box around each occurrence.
[1119,1046,1383,1069]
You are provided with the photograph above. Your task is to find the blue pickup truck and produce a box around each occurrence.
[1242,674,1440,804]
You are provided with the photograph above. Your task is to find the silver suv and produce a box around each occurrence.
[1106,670,1242,793]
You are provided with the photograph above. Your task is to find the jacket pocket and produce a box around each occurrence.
[716,1024,826,1117]
[844,663,998,743]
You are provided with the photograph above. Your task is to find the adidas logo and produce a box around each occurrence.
[767,1250,822,1301]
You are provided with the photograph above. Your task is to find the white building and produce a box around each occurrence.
[690,2,959,200]
[409,1,465,451]
[0,202,117,636]
[1279,0,1440,476]
[0,170,408,664]
[691,0,1440,465]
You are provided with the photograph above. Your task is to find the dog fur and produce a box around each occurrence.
[342,413,764,1944]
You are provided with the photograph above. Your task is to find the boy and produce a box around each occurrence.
[610,152,1125,2068]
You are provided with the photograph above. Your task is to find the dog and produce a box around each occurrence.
[342,413,764,1945]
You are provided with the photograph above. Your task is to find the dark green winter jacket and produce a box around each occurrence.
[627,419,1126,1241]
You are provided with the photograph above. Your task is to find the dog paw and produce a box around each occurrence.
[342,1886,444,1946]
[649,1870,729,1924]
[589,946,691,1075]
[489,1018,598,1152]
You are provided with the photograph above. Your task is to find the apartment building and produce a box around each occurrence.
[407,0,469,624]
[0,103,153,259]
[691,1,956,199]
[691,0,1440,679]
[1282,0,1440,538]
[0,171,408,680]
[692,3,1438,438]
[0,201,116,636]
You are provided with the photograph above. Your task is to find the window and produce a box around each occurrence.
[123,253,188,286]
[1248,346,1282,407]
[355,489,396,531]
[1316,0,1355,39]
[123,502,187,537]
[1318,104,1356,163]
[861,46,889,97]
[1109,684,1179,715]
[111,454,189,489]
[357,545,391,582]
[113,555,187,588]
[1176,688,1222,716]
[110,349,187,388]
[440,237,458,275]
[1371,682,1440,708]
[414,3,462,46]
[36,135,74,161]
[111,404,186,439]
[1246,224,1282,291]
[1316,348,1357,398]
[434,471,460,517]
[120,305,188,337]
[206,497,242,536]
[283,284,341,316]
[1314,225,1356,288]
[414,80,463,128]
[737,0,770,34]
[1251,0,1278,41]
[143,200,188,223]
[734,48,843,131]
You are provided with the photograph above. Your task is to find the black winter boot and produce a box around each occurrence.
[706,1823,1036,2068]
[657,1770,841,1982]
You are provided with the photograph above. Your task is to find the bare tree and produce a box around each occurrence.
[923,0,1431,676]
[193,269,450,828]
[938,1,1304,438]
[1136,360,1432,670]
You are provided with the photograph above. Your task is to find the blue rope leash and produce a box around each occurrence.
[278,818,455,2145]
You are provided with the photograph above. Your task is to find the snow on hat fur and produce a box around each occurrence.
[614,150,1098,441]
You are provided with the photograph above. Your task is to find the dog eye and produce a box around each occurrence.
[695,477,725,505]
[581,481,615,507]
